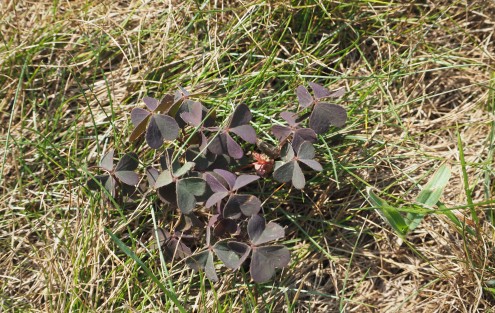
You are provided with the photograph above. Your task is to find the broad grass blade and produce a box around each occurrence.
[407,164,451,231]
[367,188,408,237]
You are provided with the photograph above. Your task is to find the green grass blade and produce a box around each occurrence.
[366,188,408,237]
[415,164,451,206]
[457,128,479,224]
[105,228,187,313]
[437,203,476,237]
[407,164,451,231]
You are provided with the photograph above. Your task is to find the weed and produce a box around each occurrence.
[88,83,347,283]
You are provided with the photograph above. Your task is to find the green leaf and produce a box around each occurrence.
[407,164,451,231]
[367,188,408,237]
[105,228,186,313]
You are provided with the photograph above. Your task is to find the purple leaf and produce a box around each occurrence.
[87,174,110,190]
[131,108,151,127]
[207,133,226,155]
[205,172,229,193]
[208,129,246,159]
[175,99,196,128]
[308,82,332,99]
[185,145,213,171]
[299,159,323,171]
[156,94,175,113]
[309,102,347,134]
[296,141,315,160]
[155,170,174,188]
[329,87,345,98]
[230,124,257,144]
[273,157,306,189]
[250,245,290,283]
[223,198,242,219]
[104,176,117,198]
[280,143,295,162]
[205,191,229,208]
[115,152,138,171]
[248,216,285,245]
[273,160,294,183]
[157,183,178,205]
[223,194,261,218]
[213,169,236,189]
[153,114,180,141]
[173,161,195,178]
[146,116,164,149]
[176,178,206,214]
[213,240,251,270]
[255,221,285,245]
[143,96,159,111]
[225,133,243,159]
[271,125,292,142]
[115,171,139,186]
[296,86,313,108]
[291,135,304,152]
[100,149,114,172]
[145,167,159,187]
[203,251,218,282]
[129,115,149,142]
[199,132,208,152]
[186,250,218,282]
[247,214,265,243]
[233,174,260,191]
[230,104,252,128]
[180,101,203,127]
[291,161,305,189]
[293,128,317,144]
[173,89,184,104]
[228,241,252,261]
[280,111,298,126]
[146,114,180,149]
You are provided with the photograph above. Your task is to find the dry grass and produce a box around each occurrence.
[1,0,495,312]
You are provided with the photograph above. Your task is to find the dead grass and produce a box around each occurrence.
[1,0,495,312]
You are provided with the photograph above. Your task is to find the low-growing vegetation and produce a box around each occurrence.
[2,1,495,312]
[88,83,346,284]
